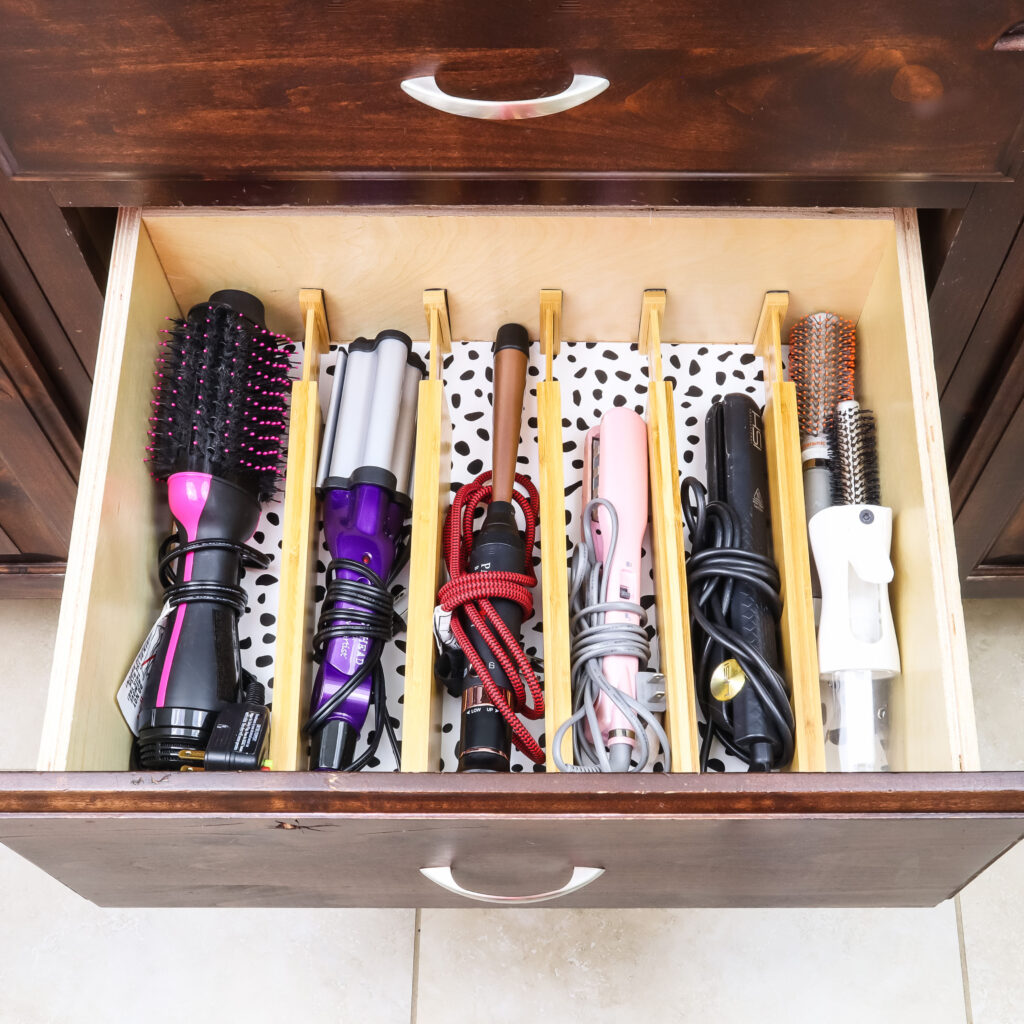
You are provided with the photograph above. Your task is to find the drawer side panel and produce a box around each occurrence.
[38,212,180,771]
[857,212,978,771]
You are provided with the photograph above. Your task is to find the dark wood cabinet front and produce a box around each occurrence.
[2,1,1024,913]
[2,1,1024,190]
[2,773,1023,908]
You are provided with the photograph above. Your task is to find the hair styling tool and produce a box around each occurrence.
[138,290,291,770]
[304,332,423,770]
[788,313,856,620]
[682,394,794,772]
[438,324,544,771]
[809,400,899,771]
[552,409,670,772]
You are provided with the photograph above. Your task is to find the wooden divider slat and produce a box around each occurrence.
[753,291,826,772]
[648,382,702,773]
[269,382,321,770]
[641,291,701,773]
[537,290,573,771]
[400,380,451,772]
[401,292,454,772]
[270,293,330,771]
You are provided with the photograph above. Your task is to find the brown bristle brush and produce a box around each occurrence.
[787,312,856,614]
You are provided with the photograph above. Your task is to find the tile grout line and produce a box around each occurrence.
[409,907,422,1024]
[955,895,975,1024]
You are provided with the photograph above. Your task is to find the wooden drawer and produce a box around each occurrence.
[0,206,1022,909]
[2,2,1024,193]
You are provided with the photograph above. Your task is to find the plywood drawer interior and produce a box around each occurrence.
[37,207,975,783]
[9,204,1017,909]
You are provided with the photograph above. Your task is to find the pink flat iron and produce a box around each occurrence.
[552,407,670,772]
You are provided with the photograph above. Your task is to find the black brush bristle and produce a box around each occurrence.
[827,420,845,506]
[857,409,882,506]
[146,297,292,504]
[829,403,881,506]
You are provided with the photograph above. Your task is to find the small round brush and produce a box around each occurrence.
[137,290,291,770]
[788,312,856,615]
[811,398,899,771]
[830,400,881,507]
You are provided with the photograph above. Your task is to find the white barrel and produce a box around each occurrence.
[391,361,423,495]
[361,334,409,478]
[316,348,347,489]
[328,344,377,480]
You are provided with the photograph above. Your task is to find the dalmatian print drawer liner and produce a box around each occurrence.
[241,339,783,773]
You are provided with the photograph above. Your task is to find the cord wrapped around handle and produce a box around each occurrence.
[442,325,544,771]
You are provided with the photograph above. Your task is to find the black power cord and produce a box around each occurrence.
[157,533,271,615]
[130,534,272,771]
[681,477,795,772]
[304,549,408,771]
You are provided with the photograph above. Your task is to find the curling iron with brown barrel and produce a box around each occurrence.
[438,324,545,771]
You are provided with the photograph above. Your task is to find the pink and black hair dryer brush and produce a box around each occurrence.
[137,290,291,770]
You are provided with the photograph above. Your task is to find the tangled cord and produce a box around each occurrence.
[158,533,270,616]
[438,471,545,765]
[681,477,795,772]
[552,499,671,773]
[303,547,408,772]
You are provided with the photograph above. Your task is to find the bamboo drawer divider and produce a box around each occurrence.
[270,288,330,772]
[401,289,453,772]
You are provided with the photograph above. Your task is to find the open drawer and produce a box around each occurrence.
[1,206,1022,909]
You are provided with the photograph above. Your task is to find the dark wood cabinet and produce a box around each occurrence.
[2,1,1024,598]
[3,2,1024,190]
[1,0,1024,910]
[0,177,105,595]
[4,773,1024,908]
[928,173,1024,594]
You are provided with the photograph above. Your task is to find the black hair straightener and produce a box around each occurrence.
[683,394,795,771]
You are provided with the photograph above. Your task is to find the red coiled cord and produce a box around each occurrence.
[438,471,545,764]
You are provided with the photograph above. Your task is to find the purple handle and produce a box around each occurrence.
[310,484,406,734]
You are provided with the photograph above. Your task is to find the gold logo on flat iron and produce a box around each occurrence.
[711,659,746,701]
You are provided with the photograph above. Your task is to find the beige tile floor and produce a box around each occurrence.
[0,597,1019,1024]
[955,600,1024,1024]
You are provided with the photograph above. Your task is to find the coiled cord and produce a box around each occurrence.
[681,478,795,772]
[438,472,545,765]
[304,553,406,771]
[158,533,270,615]
[553,499,671,773]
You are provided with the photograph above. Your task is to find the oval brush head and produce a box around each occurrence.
[830,401,882,506]
[147,293,292,504]
[788,312,856,441]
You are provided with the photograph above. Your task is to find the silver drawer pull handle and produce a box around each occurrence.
[400,74,609,120]
[420,865,604,904]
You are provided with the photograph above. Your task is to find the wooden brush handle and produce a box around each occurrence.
[491,324,530,503]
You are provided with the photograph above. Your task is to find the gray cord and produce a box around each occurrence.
[553,499,672,773]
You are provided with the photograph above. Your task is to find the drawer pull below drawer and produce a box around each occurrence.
[400,74,609,120]
[420,865,604,904]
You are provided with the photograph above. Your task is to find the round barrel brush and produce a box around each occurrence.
[788,312,856,616]
[811,400,899,771]
[137,290,291,770]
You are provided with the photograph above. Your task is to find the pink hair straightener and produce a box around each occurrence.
[553,408,671,772]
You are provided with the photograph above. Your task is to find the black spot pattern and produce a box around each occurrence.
[239,339,782,774]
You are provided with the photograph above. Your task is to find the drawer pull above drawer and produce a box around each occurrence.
[420,865,604,904]
[994,23,1024,50]
[400,74,609,120]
